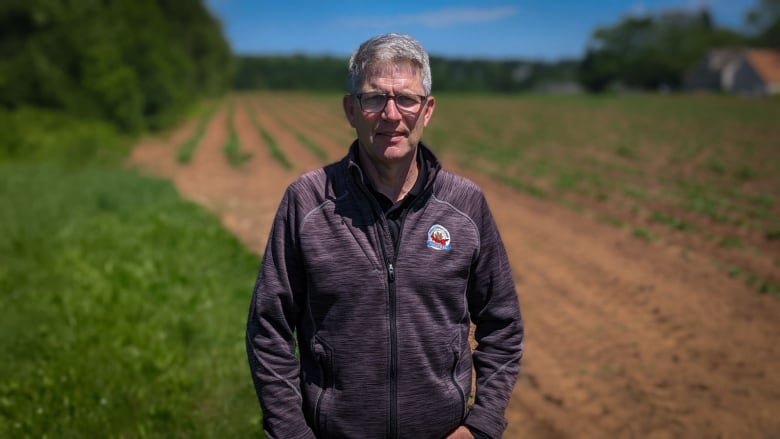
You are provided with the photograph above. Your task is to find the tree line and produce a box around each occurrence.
[1,0,777,139]
[0,0,234,133]
[235,2,779,94]
[233,55,580,93]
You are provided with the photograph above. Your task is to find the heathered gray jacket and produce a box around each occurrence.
[246,142,524,439]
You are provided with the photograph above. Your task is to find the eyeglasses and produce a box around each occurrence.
[354,92,428,114]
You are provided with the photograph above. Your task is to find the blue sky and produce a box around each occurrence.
[205,0,757,60]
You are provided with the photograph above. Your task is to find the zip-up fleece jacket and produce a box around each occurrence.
[246,142,524,439]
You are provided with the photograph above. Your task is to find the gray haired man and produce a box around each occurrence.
[246,33,524,439]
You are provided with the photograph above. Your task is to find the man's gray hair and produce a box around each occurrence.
[347,33,432,95]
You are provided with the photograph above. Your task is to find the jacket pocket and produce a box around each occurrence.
[312,336,334,434]
[449,335,469,423]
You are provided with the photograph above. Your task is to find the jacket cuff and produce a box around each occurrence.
[467,425,492,439]
[464,404,507,439]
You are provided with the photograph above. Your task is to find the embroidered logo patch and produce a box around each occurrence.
[427,224,452,251]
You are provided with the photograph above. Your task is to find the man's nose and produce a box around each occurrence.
[381,96,403,121]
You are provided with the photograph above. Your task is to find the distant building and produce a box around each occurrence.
[685,48,780,96]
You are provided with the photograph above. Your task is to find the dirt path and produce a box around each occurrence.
[129,96,780,438]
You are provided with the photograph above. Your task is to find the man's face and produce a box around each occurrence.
[343,62,435,167]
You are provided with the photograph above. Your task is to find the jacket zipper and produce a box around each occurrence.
[387,260,398,439]
[351,173,400,438]
[350,162,434,439]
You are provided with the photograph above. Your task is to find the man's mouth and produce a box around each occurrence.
[378,131,405,137]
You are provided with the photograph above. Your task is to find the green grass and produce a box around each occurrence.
[0,107,130,166]
[0,108,264,437]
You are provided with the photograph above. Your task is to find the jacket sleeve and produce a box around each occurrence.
[463,192,524,439]
[246,187,315,439]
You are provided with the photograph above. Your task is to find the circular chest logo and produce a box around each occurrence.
[426,224,452,251]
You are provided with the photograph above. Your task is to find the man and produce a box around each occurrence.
[246,33,523,439]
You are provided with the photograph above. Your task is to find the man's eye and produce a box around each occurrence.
[363,95,385,106]
[396,95,418,107]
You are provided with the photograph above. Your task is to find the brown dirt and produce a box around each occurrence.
[128,96,780,439]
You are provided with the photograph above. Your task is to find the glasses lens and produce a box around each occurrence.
[395,94,422,110]
[361,94,387,112]
[358,93,425,113]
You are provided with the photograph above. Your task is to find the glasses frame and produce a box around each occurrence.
[353,92,429,114]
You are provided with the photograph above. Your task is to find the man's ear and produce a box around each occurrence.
[343,94,357,128]
[422,95,436,127]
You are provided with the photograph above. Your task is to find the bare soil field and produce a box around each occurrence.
[129,94,780,438]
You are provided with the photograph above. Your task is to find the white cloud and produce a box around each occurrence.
[335,6,518,29]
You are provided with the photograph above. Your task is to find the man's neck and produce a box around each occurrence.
[359,151,419,204]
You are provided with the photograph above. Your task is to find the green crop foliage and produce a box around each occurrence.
[758,280,780,296]
[224,128,252,167]
[597,214,626,228]
[615,143,637,160]
[632,227,657,242]
[735,166,758,181]
[261,103,329,163]
[245,103,293,170]
[494,173,547,199]
[177,105,218,164]
[554,171,583,191]
[623,186,648,200]
[706,159,727,175]
[718,236,744,249]
[223,104,253,168]
[728,266,742,278]
[296,132,330,162]
[649,211,696,232]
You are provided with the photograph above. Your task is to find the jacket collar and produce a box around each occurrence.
[345,140,442,193]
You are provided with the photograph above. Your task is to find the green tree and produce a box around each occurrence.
[747,0,780,48]
[0,0,233,132]
[579,9,746,92]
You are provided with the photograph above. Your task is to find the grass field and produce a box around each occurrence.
[1,90,778,437]
[0,109,264,437]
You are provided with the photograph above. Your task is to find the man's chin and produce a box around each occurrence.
[379,143,414,161]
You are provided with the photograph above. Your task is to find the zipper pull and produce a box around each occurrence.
[388,263,395,282]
